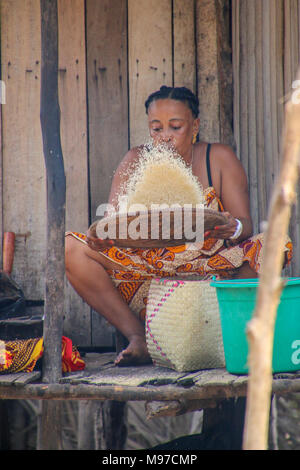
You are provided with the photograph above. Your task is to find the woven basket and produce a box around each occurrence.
[145,277,225,372]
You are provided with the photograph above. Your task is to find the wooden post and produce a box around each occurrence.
[95,401,127,450]
[201,398,246,450]
[38,0,65,451]
[243,71,300,450]
[40,0,66,384]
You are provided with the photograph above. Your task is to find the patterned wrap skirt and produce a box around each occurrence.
[66,187,293,322]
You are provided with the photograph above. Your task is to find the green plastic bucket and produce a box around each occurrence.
[210,277,300,374]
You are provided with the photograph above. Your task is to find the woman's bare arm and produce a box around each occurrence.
[207,144,253,242]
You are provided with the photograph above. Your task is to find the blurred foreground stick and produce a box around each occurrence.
[243,70,300,450]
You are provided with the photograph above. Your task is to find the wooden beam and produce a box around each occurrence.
[40,0,66,384]
[0,376,300,402]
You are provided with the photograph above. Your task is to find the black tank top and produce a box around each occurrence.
[206,143,212,187]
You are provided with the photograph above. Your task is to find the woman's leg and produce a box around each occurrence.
[65,235,151,366]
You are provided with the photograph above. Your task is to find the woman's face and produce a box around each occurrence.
[147,98,199,157]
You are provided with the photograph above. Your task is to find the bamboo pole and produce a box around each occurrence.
[242,70,300,450]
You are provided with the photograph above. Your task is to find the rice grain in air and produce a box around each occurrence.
[118,142,204,212]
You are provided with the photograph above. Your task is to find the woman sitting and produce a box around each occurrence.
[65,86,292,367]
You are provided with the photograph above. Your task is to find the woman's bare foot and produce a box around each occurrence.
[114,335,152,367]
[65,236,152,368]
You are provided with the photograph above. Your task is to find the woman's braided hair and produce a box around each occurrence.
[145,86,199,118]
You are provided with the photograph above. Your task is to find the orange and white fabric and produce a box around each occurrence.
[0,336,85,374]
[66,186,293,322]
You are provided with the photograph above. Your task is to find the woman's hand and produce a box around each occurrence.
[86,223,114,252]
[204,211,241,243]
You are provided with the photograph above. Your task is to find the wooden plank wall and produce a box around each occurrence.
[0,0,202,347]
[232,0,300,276]
[85,0,128,346]
[128,0,199,147]
[1,1,46,298]
[57,0,92,346]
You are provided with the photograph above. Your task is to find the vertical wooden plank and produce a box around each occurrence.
[290,0,299,79]
[238,0,249,175]
[255,0,267,225]
[95,401,127,450]
[58,0,89,234]
[246,0,258,233]
[86,0,129,219]
[86,0,128,347]
[232,0,299,278]
[284,0,292,94]
[296,0,300,277]
[173,0,196,92]
[128,0,173,148]
[0,74,3,269]
[57,0,91,346]
[299,0,300,63]
[269,0,279,181]
[0,12,3,267]
[288,0,300,276]
[275,0,284,161]
[78,401,97,449]
[1,0,46,299]
[215,0,234,147]
[283,0,300,276]
[195,0,220,143]
[262,0,274,208]
[232,0,240,156]
[37,400,62,450]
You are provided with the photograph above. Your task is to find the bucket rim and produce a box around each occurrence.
[210,277,300,288]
